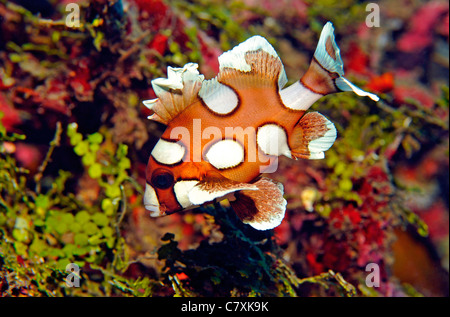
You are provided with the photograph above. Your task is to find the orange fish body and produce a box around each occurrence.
[143,22,379,230]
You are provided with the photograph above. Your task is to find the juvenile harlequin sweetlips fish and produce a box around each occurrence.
[143,22,379,230]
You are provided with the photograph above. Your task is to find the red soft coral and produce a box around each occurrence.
[397,1,449,53]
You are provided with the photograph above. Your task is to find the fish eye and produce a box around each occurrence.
[151,169,174,190]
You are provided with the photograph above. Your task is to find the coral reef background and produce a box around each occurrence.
[0,0,448,297]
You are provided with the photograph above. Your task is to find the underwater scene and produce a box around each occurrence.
[0,0,448,298]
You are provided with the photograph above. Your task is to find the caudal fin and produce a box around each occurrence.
[301,22,379,102]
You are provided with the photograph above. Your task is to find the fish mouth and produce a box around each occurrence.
[144,183,165,217]
[144,204,165,217]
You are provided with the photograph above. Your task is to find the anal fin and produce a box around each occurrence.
[230,178,286,230]
[289,112,337,160]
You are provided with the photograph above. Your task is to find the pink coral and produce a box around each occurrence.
[397,1,449,52]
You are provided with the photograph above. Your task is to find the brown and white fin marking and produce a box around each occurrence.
[199,35,288,115]
[143,63,204,125]
[185,171,286,231]
[230,177,286,230]
[216,35,288,89]
[289,112,337,160]
[187,171,258,206]
[300,22,379,101]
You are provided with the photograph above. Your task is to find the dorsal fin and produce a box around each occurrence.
[198,36,288,114]
[218,49,284,89]
[217,35,288,89]
[143,63,204,125]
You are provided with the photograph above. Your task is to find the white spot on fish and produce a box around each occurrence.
[144,184,161,217]
[204,139,244,169]
[151,139,185,165]
[174,180,199,209]
[199,79,239,115]
[256,124,291,158]
[280,81,322,111]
